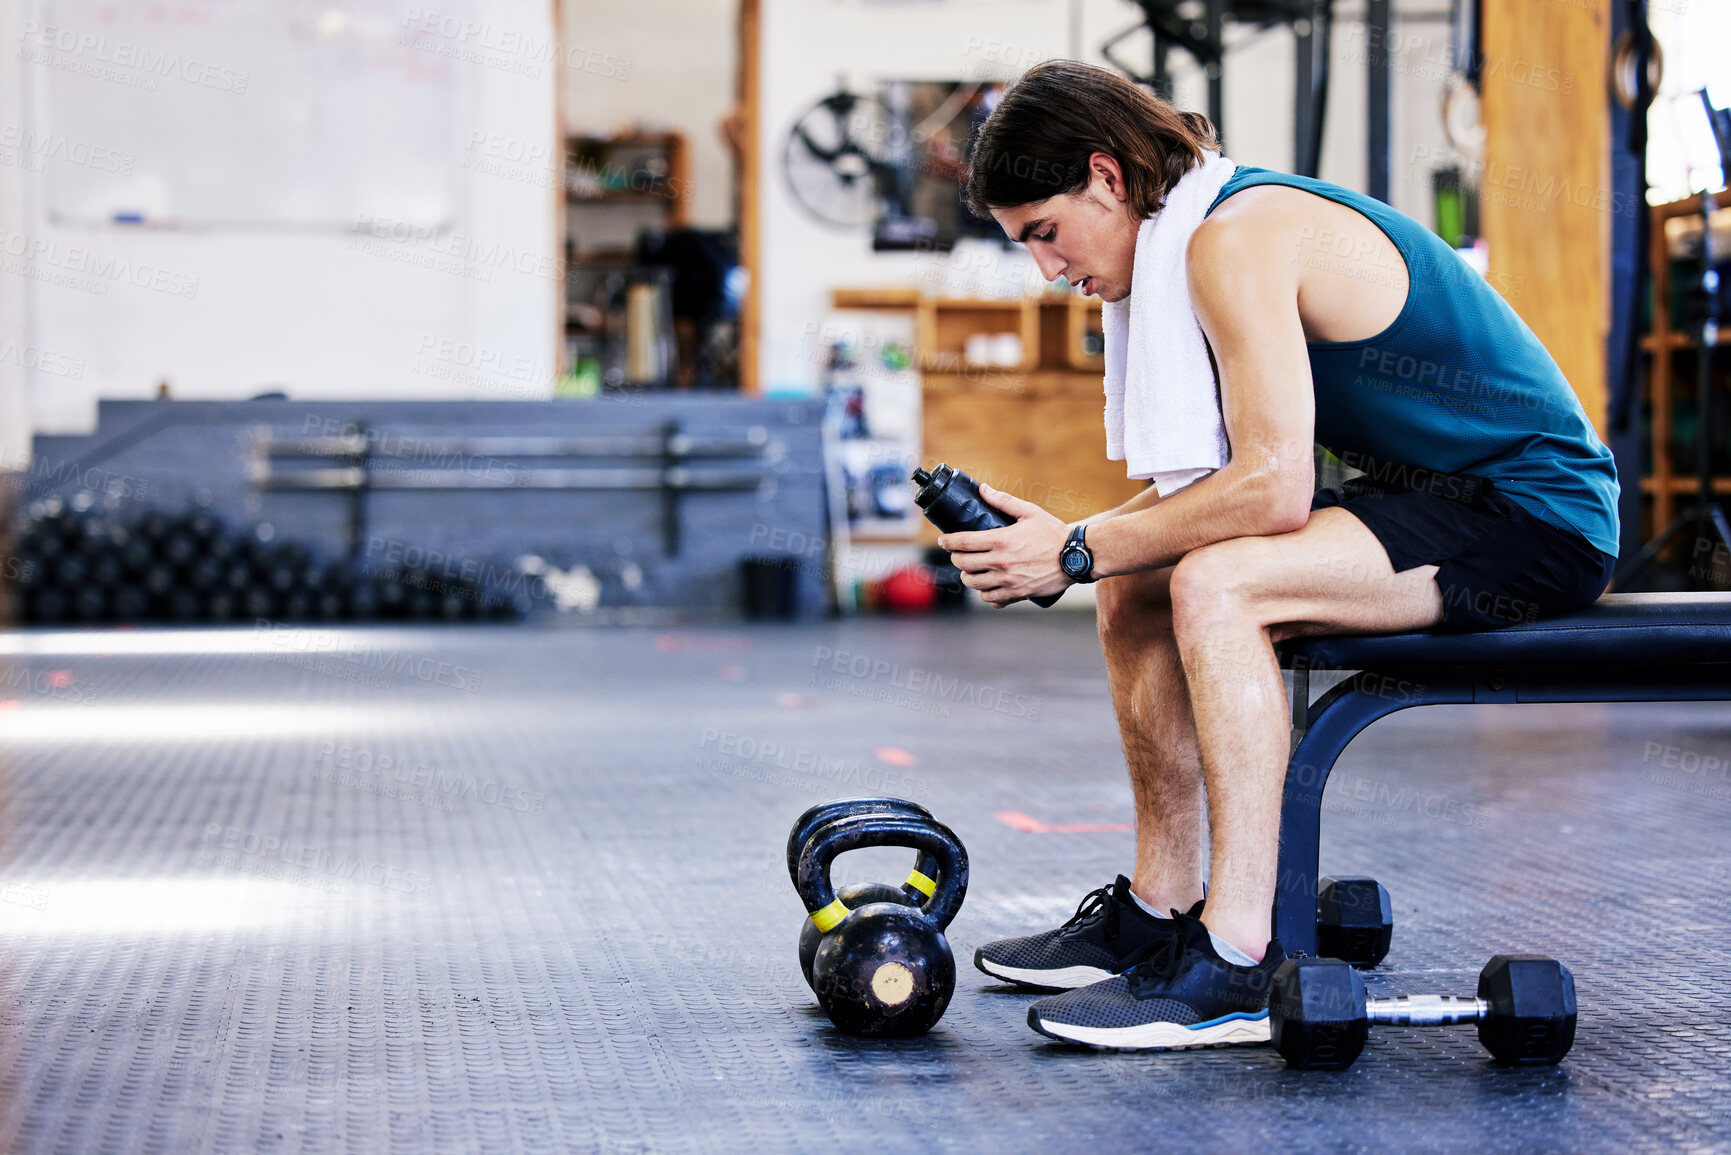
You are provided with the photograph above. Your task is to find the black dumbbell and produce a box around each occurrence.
[374,573,405,617]
[53,553,89,588]
[786,798,945,989]
[796,812,969,1037]
[314,587,346,621]
[912,463,1061,608]
[161,533,197,568]
[1270,954,1577,1070]
[119,534,154,574]
[89,553,124,588]
[404,585,436,620]
[111,585,150,620]
[31,523,67,561]
[186,511,222,541]
[187,556,223,591]
[71,585,108,621]
[347,582,381,621]
[205,590,237,622]
[29,588,69,623]
[138,512,173,544]
[1316,876,1393,968]
[241,586,276,619]
[166,589,203,621]
[142,563,176,598]
[264,560,299,594]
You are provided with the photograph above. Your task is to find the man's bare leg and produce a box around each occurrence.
[1168,507,1446,960]
[1095,567,1206,914]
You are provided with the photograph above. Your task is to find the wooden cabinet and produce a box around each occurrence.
[832,290,1144,542]
[1637,189,1731,549]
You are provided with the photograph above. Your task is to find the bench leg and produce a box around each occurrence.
[1274,668,1474,955]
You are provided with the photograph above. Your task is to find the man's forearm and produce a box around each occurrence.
[1084,468,1305,578]
[1081,481,1162,527]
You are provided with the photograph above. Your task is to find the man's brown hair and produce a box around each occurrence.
[966,60,1220,221]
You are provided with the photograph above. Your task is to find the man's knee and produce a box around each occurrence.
[1168,543,1255,626]
[1096,570,1175,646]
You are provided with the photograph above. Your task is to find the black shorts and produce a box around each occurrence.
[1310,470,1616,633]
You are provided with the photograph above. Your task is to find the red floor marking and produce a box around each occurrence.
[994,810,1133,834]
[655,634,751,653]
[873,746,918,766]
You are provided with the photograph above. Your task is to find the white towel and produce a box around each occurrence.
[1102,150,1239,496]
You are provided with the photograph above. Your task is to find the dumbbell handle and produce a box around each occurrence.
[1366,994,1490,1027]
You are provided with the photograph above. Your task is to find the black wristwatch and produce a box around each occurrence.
[1058,524,1097,584]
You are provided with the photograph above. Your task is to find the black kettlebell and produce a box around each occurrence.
[796,813,968,1037]
[786,798,945,989]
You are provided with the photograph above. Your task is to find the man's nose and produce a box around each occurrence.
[1030,246,1064,282]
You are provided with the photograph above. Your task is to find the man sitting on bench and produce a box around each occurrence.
[938,61,1620,1051]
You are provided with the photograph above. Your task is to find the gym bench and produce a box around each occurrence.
[1271,591,1731,956]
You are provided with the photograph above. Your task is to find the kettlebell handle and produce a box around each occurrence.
[796,813,968,932]
[785,797,940,898]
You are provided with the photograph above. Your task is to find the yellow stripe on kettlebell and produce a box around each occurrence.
[904,870,936,898]
[810,898,850,933]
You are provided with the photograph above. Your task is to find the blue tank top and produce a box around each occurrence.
[1204,165,1620,558]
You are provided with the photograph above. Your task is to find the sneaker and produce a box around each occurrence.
[1025,910,1284,1050]
[974,876,1202,991]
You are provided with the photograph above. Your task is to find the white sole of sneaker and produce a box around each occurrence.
[975,958,1116,990]
[1028,1011,1271,1051]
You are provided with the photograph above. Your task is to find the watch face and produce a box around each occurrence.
[1061,547,1089,578]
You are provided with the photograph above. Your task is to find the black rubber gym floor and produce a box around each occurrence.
[0,615,1727,1153]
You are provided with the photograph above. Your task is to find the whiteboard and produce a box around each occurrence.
[31,0,458,229]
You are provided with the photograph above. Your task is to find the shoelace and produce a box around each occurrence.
[1123,917,1292,985]
[1121,929,1190,985]
[1060,882,1123,939]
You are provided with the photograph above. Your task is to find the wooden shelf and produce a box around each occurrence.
[824,286,1136,556]
[1637,190,1731,560]
[568,191,674,206]
[1652,186,1731,223]
[831,287,921,311]
[1639,331,1694,352]
[570,131,682,148]
[922,369,1104,398]
[916,298,1039,373]
[1638,476,1731,495]
[821,291,1110,421]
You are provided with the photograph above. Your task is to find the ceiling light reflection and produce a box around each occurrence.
[0,628,442,658]
[0,703,397,742]
[0,877,315,935]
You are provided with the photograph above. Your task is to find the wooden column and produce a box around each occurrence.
[1479,0,1612,436]
[737,0,760,394]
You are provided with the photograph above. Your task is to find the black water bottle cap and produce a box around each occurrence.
[911,467,932,487]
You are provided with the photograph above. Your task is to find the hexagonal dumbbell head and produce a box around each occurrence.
[1270,957,1371,1070]
[1316,876,1394,968]
[1476,955,1577,1065]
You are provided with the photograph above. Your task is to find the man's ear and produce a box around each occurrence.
[1087,152,1129,203]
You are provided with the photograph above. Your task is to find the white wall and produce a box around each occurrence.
[0,0,560,462]
[757,0,1455,393]
[559,0,737,230]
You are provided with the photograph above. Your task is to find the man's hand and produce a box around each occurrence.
[936,483,1072,607]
